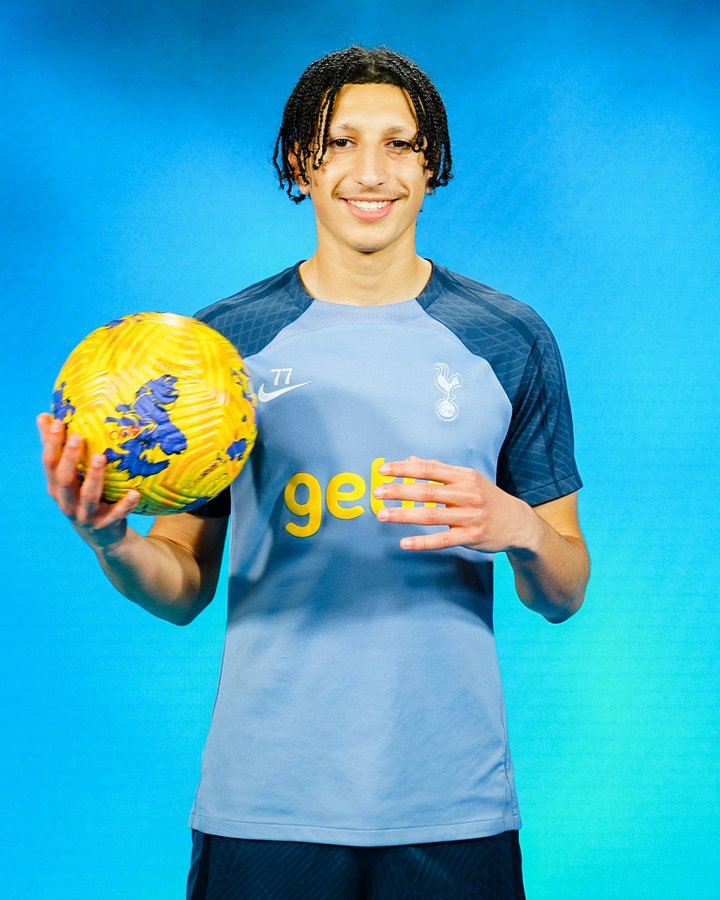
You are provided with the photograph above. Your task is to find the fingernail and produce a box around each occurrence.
[67,434,81,447]
[51,419,63,433]
[373,486,385,497]
[378,464,390,474]
[91,454,105,467]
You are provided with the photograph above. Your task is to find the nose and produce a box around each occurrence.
[352,144,388,187]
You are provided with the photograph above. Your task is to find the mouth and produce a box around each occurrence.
[342,198,397,220]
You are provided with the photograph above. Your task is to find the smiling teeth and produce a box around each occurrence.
[348,200,392,210]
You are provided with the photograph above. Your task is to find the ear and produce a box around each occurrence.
[288,149,311,196]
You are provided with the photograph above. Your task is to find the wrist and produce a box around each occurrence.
[90,523,133,560]
[507,499,546,558]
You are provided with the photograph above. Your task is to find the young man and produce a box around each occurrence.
[38,46,589,899]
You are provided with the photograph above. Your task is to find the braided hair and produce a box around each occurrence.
[273,46,453,203]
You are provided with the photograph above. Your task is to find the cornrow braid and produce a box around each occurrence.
[272,46,453,204]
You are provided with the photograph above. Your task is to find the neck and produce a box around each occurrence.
[298,238,432,306]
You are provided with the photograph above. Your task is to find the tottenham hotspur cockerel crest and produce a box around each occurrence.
[433,363,463,421]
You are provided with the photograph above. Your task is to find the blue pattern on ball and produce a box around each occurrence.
[104,375,187,477]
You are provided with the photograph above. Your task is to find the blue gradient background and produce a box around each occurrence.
[3,1,718,897]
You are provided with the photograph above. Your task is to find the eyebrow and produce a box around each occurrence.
[329,121,416,135]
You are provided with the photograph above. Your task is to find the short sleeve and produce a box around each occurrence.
[496,329,583,506]
[188,487,231,518]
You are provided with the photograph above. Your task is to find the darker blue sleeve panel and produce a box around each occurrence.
[421,264,583,506]
[192,263,312,358]
[496,328,583,505]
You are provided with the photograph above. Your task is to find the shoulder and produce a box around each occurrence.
[194,263,304,326]
[193,262,310,357]
[427,262,559,357]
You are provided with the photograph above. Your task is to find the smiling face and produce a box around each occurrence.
[292,82,434,258]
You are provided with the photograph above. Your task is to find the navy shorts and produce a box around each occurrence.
[186,828,526,899]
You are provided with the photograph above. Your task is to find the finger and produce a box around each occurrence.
[92,490,141,530]
[54,433,84,515]
[40,418,66,483]
[376,504,472,527]
[379,457,471,483]
[75,453,108,524]
[373,482,468,506]
[399,527,476,552]
[36,412,53,440]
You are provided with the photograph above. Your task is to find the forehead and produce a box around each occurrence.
[326,82,418,132]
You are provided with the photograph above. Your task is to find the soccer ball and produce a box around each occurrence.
[51,312,256,515]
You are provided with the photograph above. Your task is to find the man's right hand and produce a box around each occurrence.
[37,412,141,552]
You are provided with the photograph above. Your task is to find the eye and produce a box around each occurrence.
[388,140,412,150]
[328,138,352,148]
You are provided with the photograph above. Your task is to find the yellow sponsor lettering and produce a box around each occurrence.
[284,472,323,537]
[284,457,443,537]
[327,472,365,519]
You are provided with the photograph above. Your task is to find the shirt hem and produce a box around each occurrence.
[187,811,522,846]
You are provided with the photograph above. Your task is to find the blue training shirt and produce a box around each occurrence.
[187,260,582,846]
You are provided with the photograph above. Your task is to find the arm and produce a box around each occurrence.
[38,413,227,626]
[506,491,590,624]
[96,513,228,626]
[372,457,589,624]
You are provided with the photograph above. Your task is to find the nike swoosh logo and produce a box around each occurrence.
[257,381,311,402]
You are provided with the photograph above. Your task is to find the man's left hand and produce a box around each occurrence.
[373,456,539,553]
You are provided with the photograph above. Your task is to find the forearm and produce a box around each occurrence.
[507,505,590,623]
[94,528,203,626]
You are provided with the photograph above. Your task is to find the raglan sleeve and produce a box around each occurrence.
[495,319,583,506]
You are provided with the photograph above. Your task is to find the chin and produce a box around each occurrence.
[352,242,393,255]
[347,231,404,256]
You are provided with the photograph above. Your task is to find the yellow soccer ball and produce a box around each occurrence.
[51,312,256,515]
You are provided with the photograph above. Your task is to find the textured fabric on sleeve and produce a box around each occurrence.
[496,327,582,505]
[419,263,582,507]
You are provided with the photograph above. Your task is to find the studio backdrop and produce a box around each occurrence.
[3,1,718,897]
